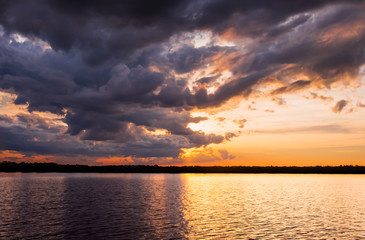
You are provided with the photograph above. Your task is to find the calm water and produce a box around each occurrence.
[0,173,364,239]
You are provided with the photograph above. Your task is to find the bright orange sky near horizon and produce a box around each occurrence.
[0,1,365,166]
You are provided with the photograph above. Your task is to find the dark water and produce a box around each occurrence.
[0,173,364,239]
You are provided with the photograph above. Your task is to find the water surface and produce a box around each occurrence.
[0,173,364,239]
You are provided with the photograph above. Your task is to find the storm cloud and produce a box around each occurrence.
[0,0,364,163]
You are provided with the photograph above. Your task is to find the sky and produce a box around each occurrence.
[0,0,364,166]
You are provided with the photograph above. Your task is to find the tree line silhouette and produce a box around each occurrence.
[0,161,364,174]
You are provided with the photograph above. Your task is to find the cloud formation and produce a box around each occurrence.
[0,0,364,164]
[332,100,348,113]
[271,80,312,95]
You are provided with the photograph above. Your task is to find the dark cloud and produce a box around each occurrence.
[0,121,227,160]
[271,80,312,95]
[16,113,51,130]
[63,107,211,141]
[332,100,348,113]
[243,4,365,85]
[0,114,13,123]
[118,109,207,135]
[0,0,364,163]
[196,75,220,86]
[225,132,238,140]
[0,0,348,57]
[0,0,189,64]
[193,0,351,36]
[168,45,229,74]
[0,125,92,156]
[218,149,235,160]
[187,131,224,146]
[104,65,164,100]
[1,2,363,111]
[267,13,311,38]
[186,68,278,108]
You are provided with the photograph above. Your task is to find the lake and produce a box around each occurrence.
[0,173,364,239]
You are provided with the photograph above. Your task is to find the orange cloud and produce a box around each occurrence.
[0,150,55,163]
[96,156,134,165]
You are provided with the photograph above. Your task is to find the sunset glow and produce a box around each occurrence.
[0,1,364,166]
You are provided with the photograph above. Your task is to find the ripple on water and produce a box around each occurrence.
[0,173,364,239]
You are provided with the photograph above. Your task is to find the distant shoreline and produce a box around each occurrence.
[1,162,364,174]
